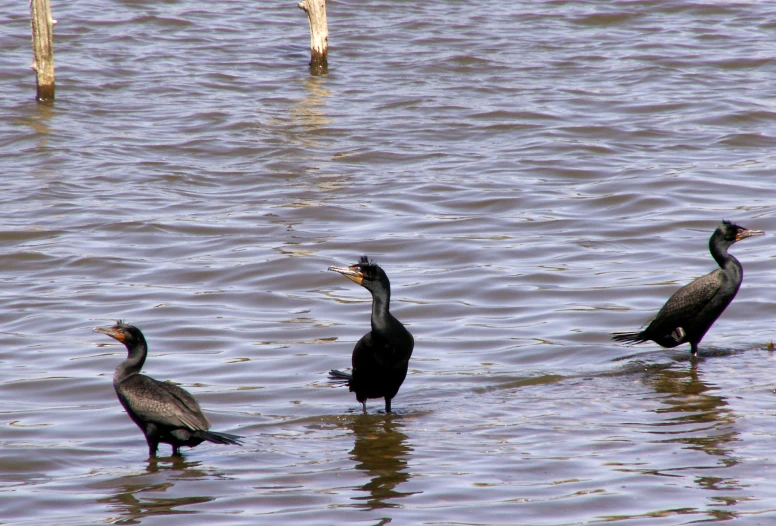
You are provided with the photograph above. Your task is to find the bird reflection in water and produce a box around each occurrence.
[645,363,743,493]
[345,414,417,511]
[97,456,215,524]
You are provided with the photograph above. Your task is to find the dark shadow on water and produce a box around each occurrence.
[342,413,418,514]
[93,456,215,525]
[475,373,567,394]
[613,343,750,364]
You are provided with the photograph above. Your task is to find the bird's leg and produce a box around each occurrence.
[361,401,367,414]
[385,398,392,413]
[145,436,159,457]
[172,445,181,456]
[690,342,699,358]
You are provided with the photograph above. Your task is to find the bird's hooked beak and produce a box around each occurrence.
[94,325,125,342]
[328,265,364,285]
[736,228,765,241]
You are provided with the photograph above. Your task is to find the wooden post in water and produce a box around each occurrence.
[30,0,56,102]
[297,0,328,75]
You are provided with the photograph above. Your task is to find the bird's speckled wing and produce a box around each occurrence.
[650,269,728,328]
[116,374,211,431]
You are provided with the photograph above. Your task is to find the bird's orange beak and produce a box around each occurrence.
[94,325,125,342]
[736,228,765,241]
[328,265,364,285]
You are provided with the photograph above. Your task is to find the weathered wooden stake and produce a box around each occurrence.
[297,0,328,75]
[30,0,56,102]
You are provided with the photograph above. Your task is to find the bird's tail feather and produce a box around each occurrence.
[611,332,648,345]
[328,369,352,386]
[199,430,243,446]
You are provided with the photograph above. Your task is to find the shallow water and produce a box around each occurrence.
[2,0,776,524]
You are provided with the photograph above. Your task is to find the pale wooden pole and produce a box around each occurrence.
[297,0,328,75]
[30,0,56,102]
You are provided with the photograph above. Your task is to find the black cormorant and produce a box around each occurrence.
[94,321,242,456]
[612,220,764,357]
[328,256,414,413]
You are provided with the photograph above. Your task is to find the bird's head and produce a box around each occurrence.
[718,219,764,244]
[94,320,145,347]
[328,255,390,295]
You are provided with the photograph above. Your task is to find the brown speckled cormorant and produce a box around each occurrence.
[94,321,242,456]
[612,220,764,357]
[328,256,414,413]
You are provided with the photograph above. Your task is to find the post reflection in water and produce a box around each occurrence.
[288,75,332,147]
[645,362,743,490]
[344,414,417,511]
[96,456,215,524]
[17,101,55,153]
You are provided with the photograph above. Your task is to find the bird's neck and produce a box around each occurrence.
[710,241,741,273]
[370,289,393,333]
[114,341,147,382]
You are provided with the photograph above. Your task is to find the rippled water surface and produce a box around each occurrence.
[3,0,776,524]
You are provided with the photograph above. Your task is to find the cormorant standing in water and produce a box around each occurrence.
[94,321,242,456]
[612,220,764,357]
[328,256,414,413]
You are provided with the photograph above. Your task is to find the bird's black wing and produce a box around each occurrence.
[352,332,376,369]
[353,329,413,373]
